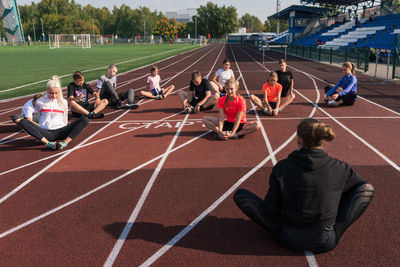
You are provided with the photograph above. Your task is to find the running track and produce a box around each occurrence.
[0,43,399,266]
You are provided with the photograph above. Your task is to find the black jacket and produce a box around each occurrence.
[264,148,365,228]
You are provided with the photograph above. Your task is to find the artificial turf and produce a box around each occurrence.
[0,44,199,100]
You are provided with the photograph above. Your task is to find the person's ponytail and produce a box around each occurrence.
[297,118,335,149]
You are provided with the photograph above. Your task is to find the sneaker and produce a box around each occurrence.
[125,103,139,109]
[155,95,162,100]
[56,141,68,150]
[189,106,195,114]
[263,109,272,116]
[160,92,166,99]
[228,131,239,140]
[116,101,125,109]
[326,99,338,107]
[46,142,56,150]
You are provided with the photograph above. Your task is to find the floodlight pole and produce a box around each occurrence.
[276,0,280,35]
[92,19,95,36]
[32,19,36,42]
[195,16,198,40]
[40,18,44,41]
[144,20,146,37]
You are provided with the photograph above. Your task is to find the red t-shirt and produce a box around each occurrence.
[262,82,282,102]
[218,95,247,123]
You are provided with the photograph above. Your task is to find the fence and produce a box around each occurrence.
[278,45,370,72]
[393,34,400,79]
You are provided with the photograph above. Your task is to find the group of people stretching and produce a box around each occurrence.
[11,57,373,253]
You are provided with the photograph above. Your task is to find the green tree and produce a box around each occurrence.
[154,18,178,40]
[240,13,263,32]
[265,19,289,33]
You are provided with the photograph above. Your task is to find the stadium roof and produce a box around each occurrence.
[268,5,330,20]
[301,0,374,6]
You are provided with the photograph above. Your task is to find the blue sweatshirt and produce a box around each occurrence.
[326,74,357,97]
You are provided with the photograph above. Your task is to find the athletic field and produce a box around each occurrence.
[0,43,399,266]
[0,44,198,99]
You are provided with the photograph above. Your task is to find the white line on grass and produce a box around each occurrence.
[139,44,321,267]
[0,45,200,95]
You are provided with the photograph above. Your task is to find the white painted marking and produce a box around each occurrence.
[104,114,190,266]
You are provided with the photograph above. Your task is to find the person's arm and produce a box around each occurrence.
[325,78,343,96]
[342,162,366,193]
[274,90,282,115]
[263,91,272,111]
[195,91,211,112]
[339,75,357,96]
[225,111,243,138]
[212,75,223,91]
[217,107,225,137]
[263,169,283,215]
[289,73,294,94]
[24,103,39,126]
[146,76,151,91]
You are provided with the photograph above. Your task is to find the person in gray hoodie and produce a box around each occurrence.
[234,118,374,253]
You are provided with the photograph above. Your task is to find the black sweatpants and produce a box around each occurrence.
[233,182,374,253]
[324,85,357,106]
[100,81,134,106]
[17,116,89,142]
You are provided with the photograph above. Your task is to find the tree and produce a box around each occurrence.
[265,19,289,33]
[189,2,239,39]
[154,18,178,40]
[240,13,263,32]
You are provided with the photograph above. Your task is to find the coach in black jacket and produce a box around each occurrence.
[234,118,374,253]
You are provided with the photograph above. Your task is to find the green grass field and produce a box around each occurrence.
[0,44,199,100]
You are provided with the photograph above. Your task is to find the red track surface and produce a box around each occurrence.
[0,43,399,266]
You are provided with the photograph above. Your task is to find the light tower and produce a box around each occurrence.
[0,0,24,43]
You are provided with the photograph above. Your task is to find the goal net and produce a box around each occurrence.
[49,34,91,49]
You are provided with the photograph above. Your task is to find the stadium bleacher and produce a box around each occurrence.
[291,14,400,51]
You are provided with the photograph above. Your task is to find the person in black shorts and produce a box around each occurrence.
[67,71,108,119]
[178,70,217,114]
[234,118,374,253]
[275,59,295,112]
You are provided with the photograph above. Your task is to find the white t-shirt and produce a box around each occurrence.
[21,99,36,119]
[147,75,161,90]
[215,68,235,87]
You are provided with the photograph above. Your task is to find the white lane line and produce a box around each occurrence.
[104,114,190,266]
[139,45,321,267]
[0,44,221,170]
[104,44,224,266]
[0,130,23,143]
[0,109,131,204]
[0,45,199,95]
[232,45,277,164]
[295,89,400,171]
[0,128,211,239]
[305,251,319,267]
[0,134,29,145]
[245,45,400,117]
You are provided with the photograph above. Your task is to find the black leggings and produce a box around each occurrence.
[324,85,357,106]
[100,81,134,106]
[17,116,89,142]
[234,182,374,253]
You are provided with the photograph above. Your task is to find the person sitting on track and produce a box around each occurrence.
[202,77,260,140]
[275,59,295,112]
[97,64,138,109]
[11,93,44,124]
[250,71,282,116]
[210,58,235,99]
[234,118,374,253]
[178,70,216,114]
[324,62,358,107]
[140,65,175,100]
[13,76,89,151]
[67,71,107,119]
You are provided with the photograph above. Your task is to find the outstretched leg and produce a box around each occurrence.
[238,121,260,137]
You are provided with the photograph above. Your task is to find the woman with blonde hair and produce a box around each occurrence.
[202,77,260,140]
[324,62,358,107]
[250,71,282,116]
[234,118,374,252]
[14,76,89,150]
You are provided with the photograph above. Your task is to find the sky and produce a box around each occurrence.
[16,0,301,22]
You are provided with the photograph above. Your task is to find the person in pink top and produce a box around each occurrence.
[140,66,175,100]
[202,77,260,140]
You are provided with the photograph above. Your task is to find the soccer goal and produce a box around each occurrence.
[49,34,91,49]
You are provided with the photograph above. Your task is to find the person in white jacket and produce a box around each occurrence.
[14,76,89,150]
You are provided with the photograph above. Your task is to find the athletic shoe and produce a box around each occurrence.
[125,103,139,109]
[329,101,339,107]
[155,95,162,100]
[116,101,125,109]
[160,92,166,99]
[263,109,272,116]
[229,131,239,140]
[46,142,56,150]
[87,111,104,119]
[56,141,68,150]
[189,106,195,114]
